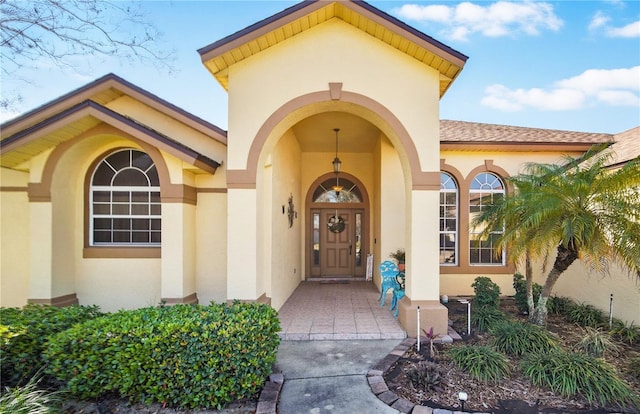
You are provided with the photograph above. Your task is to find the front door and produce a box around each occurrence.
[309,208,365,278]
[322,209,353,277]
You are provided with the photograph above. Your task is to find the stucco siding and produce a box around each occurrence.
[227,19,439,172]
[76,258,161,312]
[195,192,228,305]
[0,185,30,307]
[270,129,302,309]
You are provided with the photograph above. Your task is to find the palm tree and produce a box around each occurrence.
[472,146,640,325]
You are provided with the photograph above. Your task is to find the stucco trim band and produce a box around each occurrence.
[161,293,199,305]
[28,293,79,307]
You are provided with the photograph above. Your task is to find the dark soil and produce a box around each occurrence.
[384,298,640,414]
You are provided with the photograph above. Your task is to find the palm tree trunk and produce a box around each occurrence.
[525,253,535,315]
[531,244,578,325]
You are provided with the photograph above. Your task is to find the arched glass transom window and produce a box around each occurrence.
[469,172,505,265]
[440,172,458,265]
[90,149,161,246]
[312,177,362,203]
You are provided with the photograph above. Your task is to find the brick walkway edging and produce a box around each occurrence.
[255,372,283,414]
[367,338,491,414]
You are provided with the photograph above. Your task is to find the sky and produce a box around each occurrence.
[1,0,639,134]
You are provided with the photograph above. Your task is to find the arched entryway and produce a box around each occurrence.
[305,172,370,279]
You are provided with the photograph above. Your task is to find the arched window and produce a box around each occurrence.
[469,172,505,265]
[440,172,458,265]
[312,177,362,203]
[90,149,161,246]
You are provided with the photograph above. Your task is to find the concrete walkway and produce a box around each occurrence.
[274,340,402,414]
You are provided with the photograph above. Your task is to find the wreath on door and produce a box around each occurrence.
[327,215,345,233]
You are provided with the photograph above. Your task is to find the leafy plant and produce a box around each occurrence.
[512,273,541,314]
[471,276,501,310]
[472,307,507,333]
[491,320,559,356]
[566,303,607,328]
[0,304,103,386]
[546,295,575,316]
[575,327,621,357]
[406,361,445,392]
[44,302,280,410]
[447,345,510,383]
[421,327,439,359]
[609,319,640,345]
[520,349,638,408]
[389,248,405,263]
[0,375,60,414]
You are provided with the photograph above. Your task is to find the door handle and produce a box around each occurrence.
[349,245,352,255]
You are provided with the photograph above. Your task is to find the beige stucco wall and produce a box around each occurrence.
[536,260,640,325]
[227,19,440,171]
[0,169,30,307]
[269,130,303,309]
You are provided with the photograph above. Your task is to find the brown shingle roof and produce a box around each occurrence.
[440,120,613,145]
[606,126,640,167]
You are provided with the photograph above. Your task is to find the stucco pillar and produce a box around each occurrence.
[398,189,448,337]
[226,188,259,301]
[27,202,78,306]
[160,203,198,304]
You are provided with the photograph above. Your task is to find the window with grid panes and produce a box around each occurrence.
[469,172,504,265]
[90,149,161,246]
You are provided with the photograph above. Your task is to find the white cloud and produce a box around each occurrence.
[606,20,640,37]
[393,1,563,41]
[588,11,610,31]
[482,66,640,111]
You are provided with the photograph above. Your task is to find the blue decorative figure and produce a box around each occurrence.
[379,260,399,306]
[389,271,406,317]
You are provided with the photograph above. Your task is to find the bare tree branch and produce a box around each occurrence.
[1,0,175,109]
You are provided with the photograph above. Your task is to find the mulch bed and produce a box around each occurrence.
[383,298,640,414]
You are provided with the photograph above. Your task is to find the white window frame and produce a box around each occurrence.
[469,172,505,266]
[440,172,458,265]
[89,149,161,246]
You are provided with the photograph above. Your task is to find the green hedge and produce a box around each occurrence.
[0,304,103,386]
[44,302,280,410]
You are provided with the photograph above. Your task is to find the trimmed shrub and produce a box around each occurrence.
[447,344,510,383]
[575,327,621,358]
[520,349,638,408]
[471,276,501,310]
[512,273,541,314]
[472,307,507,333]
[491,320,559,356]
[44,302,280,410]
[567,303,607,328]
[0,304,103,386]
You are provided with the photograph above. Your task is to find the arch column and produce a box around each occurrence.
[226,188,260,302]
[27,200,78,306]
[160,202,198,304]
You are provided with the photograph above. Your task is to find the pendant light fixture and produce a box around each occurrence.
[332,128,343,197]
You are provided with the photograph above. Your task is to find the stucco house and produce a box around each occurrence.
[1,0,638,335]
